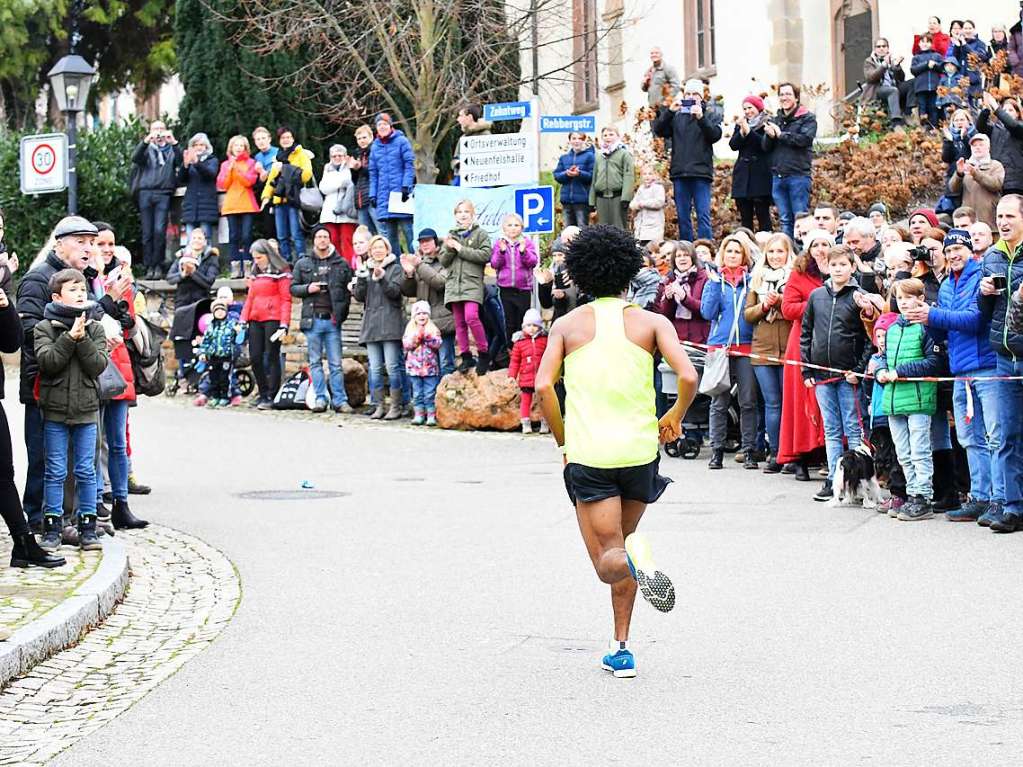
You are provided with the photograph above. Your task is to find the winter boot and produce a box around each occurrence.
[708,448,724,470]
[368,389,387,419]
[96,511,115,537]
[10,533,65,568]
[112,499,149,530]
[457,352,474,375]
[383,388,404,420]
[78,515,102,551]
[127,474,152,495]
[411,409,426,426]
[521,418,533,434]
[475,350,491,377]
[40,516,62,551]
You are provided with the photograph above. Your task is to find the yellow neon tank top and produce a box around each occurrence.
[564,297,659,468]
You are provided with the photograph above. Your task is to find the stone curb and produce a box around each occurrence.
[0,536,129,688]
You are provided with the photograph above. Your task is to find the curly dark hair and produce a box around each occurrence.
[565,224,643,298]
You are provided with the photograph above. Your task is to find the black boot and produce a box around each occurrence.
[475,349,490,377]
[10,533,65,568]
[112,498,149,530]
[793,459,811,482]
[931,449,961,512]
[457,352,474,374]
[78,515,102,551]
[708,448,724,470]
[40,515,62,551]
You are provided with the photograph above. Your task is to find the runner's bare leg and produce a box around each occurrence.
[576,497,648,641]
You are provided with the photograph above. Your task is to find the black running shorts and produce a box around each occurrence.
[563,457,672,506]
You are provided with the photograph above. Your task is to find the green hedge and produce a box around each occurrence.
[0,119,147,269]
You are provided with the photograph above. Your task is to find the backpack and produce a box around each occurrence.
[127,314,168,397]
[276,163,304,207]
[272,367,317,410]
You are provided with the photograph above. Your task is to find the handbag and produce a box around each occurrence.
[299,186,324,214]
[97,358,128,401]
[698,276,745,397]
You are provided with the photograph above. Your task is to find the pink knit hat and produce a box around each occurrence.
[874,312,899,344]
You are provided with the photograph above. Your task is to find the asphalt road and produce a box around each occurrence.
[31,395,1023,766]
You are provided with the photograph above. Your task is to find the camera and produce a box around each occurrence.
[908,244,932,264]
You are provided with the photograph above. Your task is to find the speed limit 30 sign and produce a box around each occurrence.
[20,133,68,195]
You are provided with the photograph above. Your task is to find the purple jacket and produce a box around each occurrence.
[490,238,538,291]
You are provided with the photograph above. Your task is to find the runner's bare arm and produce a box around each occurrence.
[654,314,698,444]
[535,322,566,450]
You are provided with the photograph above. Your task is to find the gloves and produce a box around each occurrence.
[270,326,286,343]
[401,187,411,202]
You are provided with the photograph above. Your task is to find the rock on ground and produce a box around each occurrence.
[435,370,520,431]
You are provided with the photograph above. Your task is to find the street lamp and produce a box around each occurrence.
[47,54,95,215]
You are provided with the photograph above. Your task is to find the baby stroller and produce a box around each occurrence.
[659,348,741,459]
[167,297,256,398]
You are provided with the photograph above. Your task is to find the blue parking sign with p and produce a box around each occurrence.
[515,186,555,234]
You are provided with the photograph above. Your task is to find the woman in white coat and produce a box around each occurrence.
[629,166,666,244]
[318,144,359,265]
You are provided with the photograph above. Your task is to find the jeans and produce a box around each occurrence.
[815,380,862,480]
[138,190,171,269]
[709,355,757,451]
[753,364,784,455]
[917,91,940,128]
[772,175,812,239]
[410,375,440,413]
[274,204,305,262]
[43,421,97,520]
[358,205,379,236]
[953,373,1003,502]
[305,318,347,406]
[227,213,254,263]
[440,334,456,376]
[672,178,713,241]
[930,410,952,451]
[23,403,44,528]
[562,203,590,228]
[381,218,414,256]
[889,413,934,499]
[995,355,1023,514]
[874,85,903,122]
[366,340,403,397]
[103,400,129,502]
[185,222,215,242]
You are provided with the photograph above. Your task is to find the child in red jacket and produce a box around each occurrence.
[508,308,549,434]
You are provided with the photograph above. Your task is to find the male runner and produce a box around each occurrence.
[535,225,698,678]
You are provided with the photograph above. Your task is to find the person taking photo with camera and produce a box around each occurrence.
[131,120,182,279]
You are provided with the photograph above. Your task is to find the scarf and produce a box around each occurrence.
[370,254,396,279]
[747,112,769,131]
[673,267,697,320]
[721,265,747,287]
[601,141,623,157]
[43,300,97,324]
[148,142,171,167]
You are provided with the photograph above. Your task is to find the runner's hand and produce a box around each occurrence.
[657,410,682,444]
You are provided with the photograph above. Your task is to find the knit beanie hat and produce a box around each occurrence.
[216,286,234,304]
[909,208,940,229]
[943,228,972,250]
[522,308,543,329]
[742,95,765,113]
[411,300,431,317]
[874,312,899,344]
[868,202,888,217]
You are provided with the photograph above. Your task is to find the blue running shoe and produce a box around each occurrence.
[601,648,637,678]
[625,533,675,613]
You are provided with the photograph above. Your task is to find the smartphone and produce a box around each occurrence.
[104,265,123,287]
[678,98,695,114]
[992,274,1008,293]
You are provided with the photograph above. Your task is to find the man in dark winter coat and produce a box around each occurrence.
[762,83,818,239]
[16,217,99,531]
[651,79,722,241]
[132,120,182,279]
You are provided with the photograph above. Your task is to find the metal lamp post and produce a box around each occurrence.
[47,55,95,215]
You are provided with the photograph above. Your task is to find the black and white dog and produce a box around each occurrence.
[831,444,884,509]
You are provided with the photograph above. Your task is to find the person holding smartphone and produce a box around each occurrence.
[131,120,181,279]
[977,195,1023,532]
[553,132,595,228]
[651,79,722,241]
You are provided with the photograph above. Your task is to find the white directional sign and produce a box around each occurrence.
[20,133,68,195]
[458,133,538,188]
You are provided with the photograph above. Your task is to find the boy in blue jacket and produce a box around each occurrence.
[553,133,595,228]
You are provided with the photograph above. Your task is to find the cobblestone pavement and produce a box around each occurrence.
[0,526,239,765]
[0,541,100,636]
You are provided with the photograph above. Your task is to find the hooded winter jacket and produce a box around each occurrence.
[762,106,817,177]
[701,270,754,347]
[400,251,454,335]
[178,153,221,224]
[131,141,182,192]
[261,145,315,206]
[368,129,416,219]
[927,257,997,373]
[34,303,109,424]
[16,251,66,403]
[166,248,220,308]
[588,146,636,205]
[353,256,405,343]
[979,238,1023,359]
[490,238,538,291]
[439,225,492,305]
[553,147,595,205]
